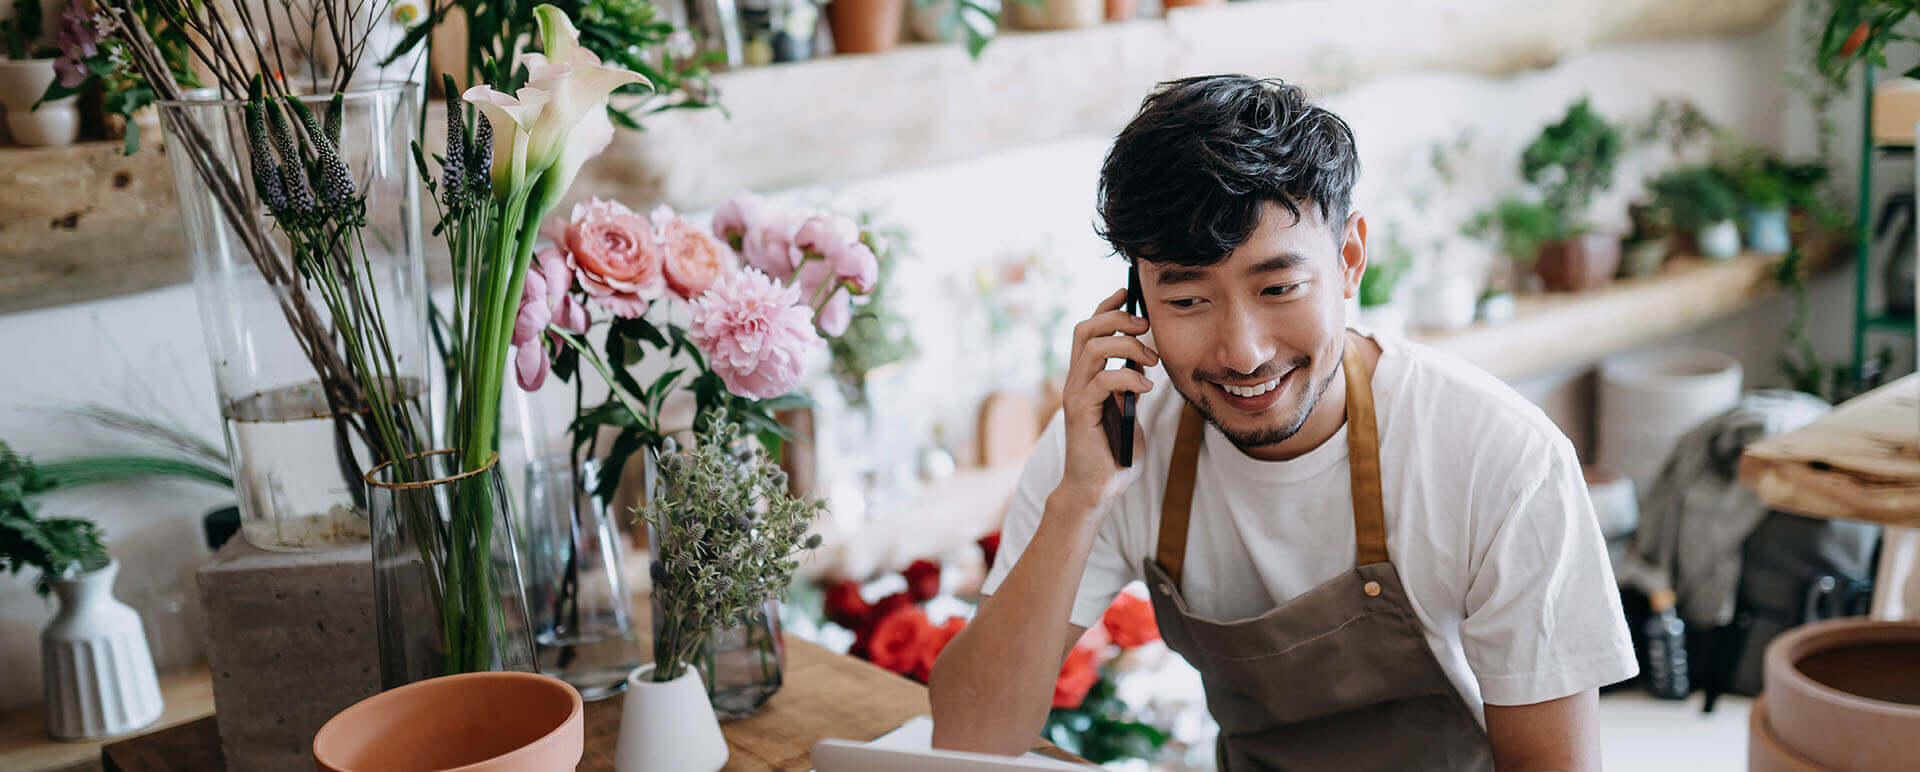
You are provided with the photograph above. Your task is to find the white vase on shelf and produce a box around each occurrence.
[41,557,165,740]
[0,57,80,147]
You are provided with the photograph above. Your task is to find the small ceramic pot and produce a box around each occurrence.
[615,664,729,772]
[1762,618,1920,772]
[1744,204,1792,256]
[1618,238,1670,279]
[313,671,584,771]
[1411,273,1478,332]
[0,58,80,147]
[827,0,907,54]
[1696,219,1742,261]
[1535,233,1622,293]
[1106,0,1138,21]
[1357,303,1408,336]
[41,557,164,740]
[1007,0,1102,29]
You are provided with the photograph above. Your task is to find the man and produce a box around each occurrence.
[928,76,1637,770]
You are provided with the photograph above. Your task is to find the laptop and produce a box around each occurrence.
[810,717,1088,771]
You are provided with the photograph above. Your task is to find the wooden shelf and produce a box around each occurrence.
[1740,374,1920,527]
[1414,250,1836,381]
[0,665,214,772]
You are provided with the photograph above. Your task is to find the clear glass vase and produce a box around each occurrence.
[522,454,645,701]
[366,450,538,688]
[157,84,427,554]
[645,447,787,719]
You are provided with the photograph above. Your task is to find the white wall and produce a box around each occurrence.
[0,14,1857,708]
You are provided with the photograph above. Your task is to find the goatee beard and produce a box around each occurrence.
[1186,361,1340,452]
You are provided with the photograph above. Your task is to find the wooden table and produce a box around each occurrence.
[98,636,1082,771]
[1739,374,1920,619]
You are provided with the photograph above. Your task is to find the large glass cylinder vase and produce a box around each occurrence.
[158,84,427,553]
[367,450,538,687]
[523,455,645,701]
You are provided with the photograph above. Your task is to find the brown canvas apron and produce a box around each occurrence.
[1142,334,1494,771]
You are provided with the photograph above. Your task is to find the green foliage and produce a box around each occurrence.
[36,2,199,155]
[1520,97,1622,215]
[0,441,107,597]
[2,0,49,59]
[913,0,1031,58]
[1042,666,1169,764]
[829,215,919,405]
[1647,165,1740,231]
[642,416,824,682]
[1359,230,1412,307]
[1772,247,1891,402]
[1813,0,1920,83]
[1464,196,1569,264]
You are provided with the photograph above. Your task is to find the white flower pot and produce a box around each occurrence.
[615,664,729,772]
[41,557,165,740]
[1357,303,1407,336]
[0,58,80,147]
[1696,219,1742,261]
[1411,273,1478,332]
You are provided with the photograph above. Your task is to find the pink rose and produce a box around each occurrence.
[688,268,825,400]
[512,249,590,391]
[564,197,665,318]
[712,194,761,252]
[651,204,738,302]
[741,208,806,282]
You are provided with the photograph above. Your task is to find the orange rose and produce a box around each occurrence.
[1052,645,1100,709]
[652,204,738,301]
[914,616,968,683]
[564,197,666,318]
[1100,592,1159,649]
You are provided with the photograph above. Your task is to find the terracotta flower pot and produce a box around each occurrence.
[1749,696,1827,772]
[1106,0,1139,21]
[1162,0,1224,10]
[313,671,584,771]
[1762,618,1920,772]
[1534,233,1622,293]
[828,0,907,55]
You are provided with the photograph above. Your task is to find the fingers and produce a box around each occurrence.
[1066,367,1154,416]
[1081,335,1158,370]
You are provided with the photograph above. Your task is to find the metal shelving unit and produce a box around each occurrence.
[1855,65,1918,379]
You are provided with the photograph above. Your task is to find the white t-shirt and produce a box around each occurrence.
[982,332,1638,720]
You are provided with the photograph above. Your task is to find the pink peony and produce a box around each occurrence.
[793,214,860,263]
[651,204,738,302]
[512,249,590,391]
[740,208,806,282]
[564,197,665,318]
[816,289,852,336]
[687,268,824,400]
[794,259,854,336]
[833,241,880,294]
[711,194,761,252]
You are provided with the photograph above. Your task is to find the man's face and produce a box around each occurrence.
[1139,201,1367,453]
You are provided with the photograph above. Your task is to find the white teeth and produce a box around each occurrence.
[1221,376,1281,398]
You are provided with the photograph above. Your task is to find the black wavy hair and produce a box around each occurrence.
[1096,75,1360,267]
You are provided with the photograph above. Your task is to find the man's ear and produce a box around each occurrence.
[1341,211,1368,300]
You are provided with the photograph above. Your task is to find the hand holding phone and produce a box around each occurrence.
[1053,271,1156,511]
[1101,269,1146,467]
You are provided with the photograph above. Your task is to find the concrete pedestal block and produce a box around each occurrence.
[197,538,379,772]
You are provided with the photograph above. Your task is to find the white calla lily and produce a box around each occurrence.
[519,5,644,181]
[462,84,551,194]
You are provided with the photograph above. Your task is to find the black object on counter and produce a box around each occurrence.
[203,504,240,552]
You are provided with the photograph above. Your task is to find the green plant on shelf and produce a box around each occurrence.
[1463,196,1569,267]
[1520,97,1622,217]
[1359,229,1412,308]
[1647,165,1740,231]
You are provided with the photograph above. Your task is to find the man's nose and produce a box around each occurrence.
[1214,305,1274,377]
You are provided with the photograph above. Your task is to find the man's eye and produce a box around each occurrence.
[1167,298,1199,309]
[1263,284,1300,297]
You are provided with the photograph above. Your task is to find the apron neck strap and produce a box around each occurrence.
[1154,332,1389,590]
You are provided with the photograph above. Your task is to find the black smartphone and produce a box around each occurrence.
[1100,267,1145,467]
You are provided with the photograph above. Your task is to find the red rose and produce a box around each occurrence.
[866,606,933,676]
[823,579,870,631]
[914,616,968,683]
[903,559,942,602]
[978,531,1002,568]
[1052,645,1100,709]
[1100,592,1159,649]
[867,591,914,628]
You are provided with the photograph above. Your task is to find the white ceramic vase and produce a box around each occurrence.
[0,57,80,147]
[1411,273,1479,332]
[41,557,164,740]
[1696,219,1742,261]
[614,664,728,772]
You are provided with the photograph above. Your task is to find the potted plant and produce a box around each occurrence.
[1516,97,1624,292]
[1719,149,1794,255]
[1356,230,1413,334]
[616,418,825,772]
[1619,201,1673,278]
[1649,165,1742,260]
[1463,196,1564,293]
[1007,0,1101,30]
[828,0,907,54]
[0,0,78,146]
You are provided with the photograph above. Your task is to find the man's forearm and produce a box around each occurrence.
[929,491,1104,755]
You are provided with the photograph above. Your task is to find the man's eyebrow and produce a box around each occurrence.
[1155,265,1208,285]
[1247,252,1309,275]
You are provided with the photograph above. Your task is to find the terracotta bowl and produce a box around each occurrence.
[313,672,584,772]
[1749,696,1827,772]
[1762,618,1920,772]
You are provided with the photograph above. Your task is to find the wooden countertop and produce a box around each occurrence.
[0,666,215,772]
[92,634,1081,771]
[1739,374,1920,526]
